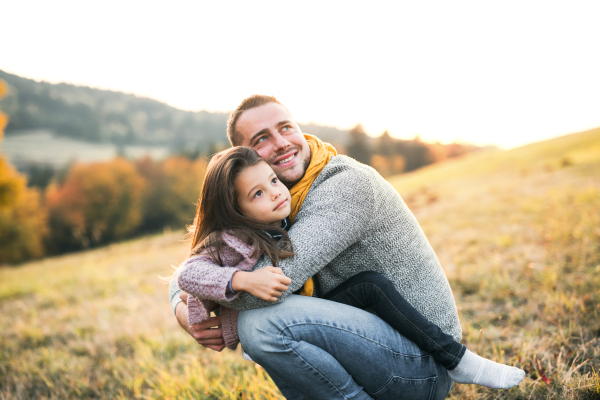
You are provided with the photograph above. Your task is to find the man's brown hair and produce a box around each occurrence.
[227,95,283,146]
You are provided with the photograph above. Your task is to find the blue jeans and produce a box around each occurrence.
[238,295,453,400]
[324,271,466,370]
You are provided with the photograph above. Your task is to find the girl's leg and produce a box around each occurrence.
[323,271,465,369]
[324,271,525,389]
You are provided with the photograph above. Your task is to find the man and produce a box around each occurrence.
[170,95,461,399]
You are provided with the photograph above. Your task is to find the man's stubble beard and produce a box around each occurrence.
[278,150,311,189]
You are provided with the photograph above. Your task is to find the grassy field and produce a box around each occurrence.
[1,128,599,399]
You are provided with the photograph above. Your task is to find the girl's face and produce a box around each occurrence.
[235,162,292,225]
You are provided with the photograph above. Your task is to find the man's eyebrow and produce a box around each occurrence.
[249,121,292,144]
[276,120,292,128]
[250,128,270,145]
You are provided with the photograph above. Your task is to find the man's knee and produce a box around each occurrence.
[237,308,274,357]
[237,298,304,359]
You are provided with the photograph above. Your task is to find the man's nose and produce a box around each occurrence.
[272,132,291,151]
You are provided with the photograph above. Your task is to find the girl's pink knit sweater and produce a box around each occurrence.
[177,232,261,350]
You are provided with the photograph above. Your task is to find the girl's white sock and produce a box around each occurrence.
[447,349,525,389]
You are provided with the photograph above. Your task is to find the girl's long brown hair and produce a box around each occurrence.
[187,146,293,266]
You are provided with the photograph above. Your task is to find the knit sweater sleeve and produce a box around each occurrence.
[178,255,241,302]
[218,163,376,311]
[187,295,213,325]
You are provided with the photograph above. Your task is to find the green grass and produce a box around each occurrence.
[1,128,599,399]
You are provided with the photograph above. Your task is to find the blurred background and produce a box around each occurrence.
[1,0,599,263]
[1,1,599,399]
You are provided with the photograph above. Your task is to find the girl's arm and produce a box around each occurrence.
[177,255,242,302]
[231,267,292,302]
[178,255,291,303]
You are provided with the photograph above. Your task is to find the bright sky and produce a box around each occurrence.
[2,1,599,148]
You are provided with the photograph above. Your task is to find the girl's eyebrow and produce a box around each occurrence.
[246,183,261,198]
[246,173,276,197]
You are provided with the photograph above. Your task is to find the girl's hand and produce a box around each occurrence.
[232,267,292,302]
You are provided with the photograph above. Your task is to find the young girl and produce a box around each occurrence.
[176,146,525,390]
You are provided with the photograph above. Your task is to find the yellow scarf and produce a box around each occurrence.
[289,134,337,297]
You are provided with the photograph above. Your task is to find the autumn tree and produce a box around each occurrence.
[0,79,48,264]
[346,123,372,165]
[135,156,206,232]
[371,131,406,177]
[46,158,145,252]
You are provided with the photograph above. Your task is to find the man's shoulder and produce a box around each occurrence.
[316,155,389,189]
[320,155,376,179]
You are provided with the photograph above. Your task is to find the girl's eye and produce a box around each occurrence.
[254,190,263,198]
[271,178,278,185]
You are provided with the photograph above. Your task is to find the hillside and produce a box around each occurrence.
[0,70,351,152]
[1,130,599,399]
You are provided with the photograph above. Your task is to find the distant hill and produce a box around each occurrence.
[0,70,351,152]
[388,126,600,198]
[0,70,490,176]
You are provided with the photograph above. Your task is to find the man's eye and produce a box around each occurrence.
[257,136,267,143]
[281,126,290,132]
[254,190,263,198]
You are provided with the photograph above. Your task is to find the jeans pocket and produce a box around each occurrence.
[372,376,436,400]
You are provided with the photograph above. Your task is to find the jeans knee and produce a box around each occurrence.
[238,307,290,362]
[237,310,266,355]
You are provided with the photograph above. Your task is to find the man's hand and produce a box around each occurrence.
[176,291,226,352]
[231,266,292,302]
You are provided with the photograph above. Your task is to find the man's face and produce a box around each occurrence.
[236,102,311,188]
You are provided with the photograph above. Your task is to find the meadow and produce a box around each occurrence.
[1,128,599,399]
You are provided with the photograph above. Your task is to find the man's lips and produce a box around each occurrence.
[274,151,297,166]
[274,199,288,211]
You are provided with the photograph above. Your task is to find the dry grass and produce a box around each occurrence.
[0,234,281,399]
[1,128,599,399]
[392,127,600,399]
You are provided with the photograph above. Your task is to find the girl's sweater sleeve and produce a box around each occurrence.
[177,255,241,302]
[187,294,241,350]
[187,296,215,325]
[174,236,257,350]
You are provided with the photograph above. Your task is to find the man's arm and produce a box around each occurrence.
[220,164,376,311]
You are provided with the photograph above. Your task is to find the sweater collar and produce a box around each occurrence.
[263,217,291,241]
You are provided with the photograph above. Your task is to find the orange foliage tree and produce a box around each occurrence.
[135,156,205,232]
[371,131,406,176]
[0,79,48,264]
[46,158,145,252]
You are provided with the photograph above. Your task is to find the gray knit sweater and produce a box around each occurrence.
[170,155,462,342]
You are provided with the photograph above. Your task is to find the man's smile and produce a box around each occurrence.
[274,151,297,166]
